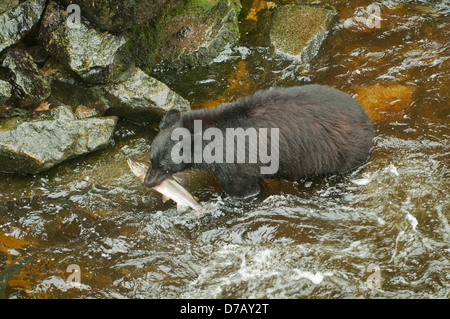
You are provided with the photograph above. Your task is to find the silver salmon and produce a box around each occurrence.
[127,159,204,217]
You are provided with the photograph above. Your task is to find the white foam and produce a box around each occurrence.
[293,270,333,285]
[352,178,371,185]
[406,213,418,230]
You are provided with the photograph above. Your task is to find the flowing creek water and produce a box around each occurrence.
[0,0,449,298]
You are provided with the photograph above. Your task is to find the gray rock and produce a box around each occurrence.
[39,2,128,84]
[0,80,12,105]
[99,68,190,121]
[154,0,241,69]
[0,0,47,53]
[2,49,51,108]
[0,105,118,174]
[269,4,336,64]
[42,60,190,122]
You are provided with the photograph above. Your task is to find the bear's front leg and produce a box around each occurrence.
[217,174,261,199]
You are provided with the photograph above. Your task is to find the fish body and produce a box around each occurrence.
[127,159,204,217]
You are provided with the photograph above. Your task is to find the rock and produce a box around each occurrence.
[0,106,30,119]
[75,105,99,119]
[99,68,191,121]
[0,0,46,53]
[269,4,336,64]
[40,57,105,111]
[38,2,128,84]
[58,0,169,33]
[41,57,190,122]
[152,0,241,69]
[0,0,19,14]
[351,83,417,122]
[0,105,118,174]
[0,80,12,105]
[2,49,51,108]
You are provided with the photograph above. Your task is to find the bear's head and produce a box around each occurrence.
[144,109,188,187]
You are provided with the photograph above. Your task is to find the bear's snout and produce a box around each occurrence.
[144,168,169,188]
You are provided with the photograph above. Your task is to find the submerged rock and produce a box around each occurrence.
[39,2,128,84]
[0,106,118,174]
[58,0,169,33]
[269,4,336,64]
[0,0,46,53]
[351,83,417,122]
[99,68,191,121]
[2,49,51,108]
[154,0,241,69]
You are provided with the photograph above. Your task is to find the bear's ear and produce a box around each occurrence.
[160,109,181,130]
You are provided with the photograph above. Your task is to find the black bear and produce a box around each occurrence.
[144,85,374,198]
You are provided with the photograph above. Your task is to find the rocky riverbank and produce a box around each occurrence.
[0,0,336,174]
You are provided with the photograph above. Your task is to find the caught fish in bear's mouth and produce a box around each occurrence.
[127,159,204,219]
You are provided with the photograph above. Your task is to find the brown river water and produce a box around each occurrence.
[0,0,449,298]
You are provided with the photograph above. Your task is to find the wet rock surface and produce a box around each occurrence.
[38,2,128,84]
[42,61,190,122]
[269,4,336,64]
[2,49,51,108]
[0,105,117,174]
[99,68,190,121]
[0,80,12,105]
[0,0,46,53]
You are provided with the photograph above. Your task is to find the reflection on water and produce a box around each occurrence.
[1,0,449,298]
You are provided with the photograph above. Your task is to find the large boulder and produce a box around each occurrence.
[269,4,336,64]
[58,0,169,33]
[0,106,118,174]
[0,0,47,53]
[2,49,51,108]
[38,2,128,84]
[153,0,241,69]
[125,0,241,71]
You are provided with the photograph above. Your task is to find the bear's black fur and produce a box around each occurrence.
[144,85,374,197]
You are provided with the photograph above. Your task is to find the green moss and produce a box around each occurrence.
[185,0,220,12]
[124,3,172,72]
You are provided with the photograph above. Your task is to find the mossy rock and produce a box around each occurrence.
[269,4,336,64]
[57,0,169,33]
[127,0,241,71]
